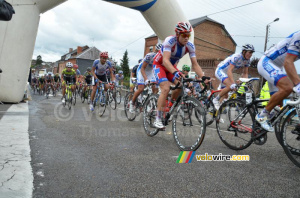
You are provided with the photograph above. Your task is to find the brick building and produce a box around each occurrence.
[144,16,259,89]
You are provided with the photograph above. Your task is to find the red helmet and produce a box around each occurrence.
[100,51,108,58]
[175,22,192,34]
[73,64,78,69]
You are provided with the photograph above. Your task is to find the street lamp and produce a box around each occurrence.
[264,18,279,52]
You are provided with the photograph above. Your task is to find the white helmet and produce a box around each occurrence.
[242,44,255,52]
[66,62,73,68]
[47,72,52,75]
[155,43,162,51]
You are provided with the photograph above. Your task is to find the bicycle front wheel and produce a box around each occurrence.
[280,109,300,168]
[173,96,206,151]
[143,94,159,137]
[108,91,116,110]
[198,96,216,126]
[124,92,136,121]
[216,99,253,150]
[96,93,106,117]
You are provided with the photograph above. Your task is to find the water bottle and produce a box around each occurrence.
[268,106,281,120]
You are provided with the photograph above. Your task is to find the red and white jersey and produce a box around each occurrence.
[153,35,196,66]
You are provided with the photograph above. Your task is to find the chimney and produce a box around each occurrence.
[77,46,83,54]
[69,48,73,53]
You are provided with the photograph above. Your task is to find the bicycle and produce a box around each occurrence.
[107,83,117,110]
[115,85,125,104]
[63,82,75,110]
[81,84,92,104]
[143,78,207,151]
[93,82,107,117]
[124,82,155,121]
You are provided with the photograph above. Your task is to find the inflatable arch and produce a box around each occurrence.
[0,0,193,103]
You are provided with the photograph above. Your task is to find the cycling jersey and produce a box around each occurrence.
[62,68,76,76]
[153,35,194,84]
[39,78,45,83]
[115,74,124,81]
[54,76,61,82]
[153,35,196,65]
[93,59,112,76]
[45,76,53,82]
[215,53,250,85]
[131,65,138,77]
[84,71,93,85]
[264,30,300,66]
[76,69,81,75]
[257,31,300,94]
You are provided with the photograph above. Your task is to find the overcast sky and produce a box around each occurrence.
[33,0,300,70]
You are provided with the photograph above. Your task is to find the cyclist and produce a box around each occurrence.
[38,75,45,93]
[181,64,193,96]
[130,59,142,93]
[61,62,77,103]
[90,51,115,111]
[31,75,38,88]
[82,67,93,103]
[129,43,161,113]
[152,22,209,129]
[256,30,300,131]
[115,70,124,87]
[45,72,55,95]
[213,44,255,109]
[54,73,61,91]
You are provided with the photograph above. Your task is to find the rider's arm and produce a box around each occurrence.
[92,67,98,80]
[191,56,204,78]
[162,51,178,74]
[284,53,300,86]
[141,62,149,81]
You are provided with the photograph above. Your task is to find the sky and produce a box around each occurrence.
[33,0,300,70]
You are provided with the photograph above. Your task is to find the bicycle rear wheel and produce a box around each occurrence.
[73,91,76,106]
[198,96,215,126]
[280,109,300,168]
[81,90,86,103]
[216,99,253,150]
[67,93,72,110]
[116,90,121,104]
[124,92,136,121]
[143,94,159,137]
[173,96,206,151]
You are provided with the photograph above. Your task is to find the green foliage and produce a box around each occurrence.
[250,57,259,68]
[36,55,43,66]
[120,50,130,78]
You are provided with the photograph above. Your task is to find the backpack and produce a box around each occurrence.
[0,0,15,21]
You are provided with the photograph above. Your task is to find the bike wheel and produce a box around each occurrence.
[173,96,206,151]
[108,91,116,110]
[124,92,136,121]
[97,93,106,117]
[143,94,159,137]
[81,90,85,103]
[198,96,215,126]
[116,91,121,104]
[216,99,253,150]
[67,94,72,110]
[63,95,66,107]
[280,109,300,168]
[73,91,76,106]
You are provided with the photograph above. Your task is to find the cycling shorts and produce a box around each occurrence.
[153,63,179,85]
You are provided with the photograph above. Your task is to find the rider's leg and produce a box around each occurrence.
[131,84,145,103]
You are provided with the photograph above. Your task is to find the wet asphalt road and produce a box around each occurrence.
[28,92,299,198]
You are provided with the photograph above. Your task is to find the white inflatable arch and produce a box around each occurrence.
[0,0,192,103]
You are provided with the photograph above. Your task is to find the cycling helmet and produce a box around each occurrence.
[182,65,191,72]
[100,51,108,58]
[73,64,78,69]
[175,22,192,34]
[55,73,59,76]
[155,43,162,51]
[66,62,73,68]
[118,70,123,74]
[149,46,153,51]
[138,59,143,63]
[47,72,52,75]
[87,67,91,72]
[242,44,255,52]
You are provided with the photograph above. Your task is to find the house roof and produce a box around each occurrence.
[61,45,89,61]
[145,16,236,46]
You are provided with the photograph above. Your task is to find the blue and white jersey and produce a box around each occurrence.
[264,30,300,66]
[92,59,112,76]
[154,35,196,65]
[216,53,250,72]
[76,69,81,75]
[137,52,156,72]
[115,74,124,81]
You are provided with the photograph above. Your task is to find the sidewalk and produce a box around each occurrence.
[0,102,33,198]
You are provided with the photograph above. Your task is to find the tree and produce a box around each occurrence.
[36,55,43,66]
[120,50,130,77]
